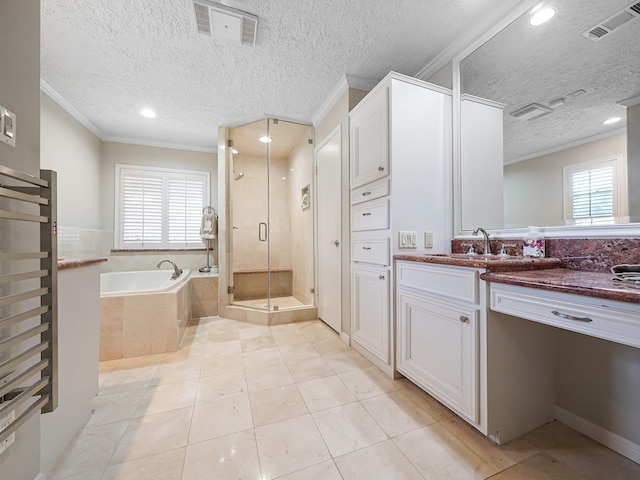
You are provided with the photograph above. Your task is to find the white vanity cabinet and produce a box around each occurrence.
[396,260,482,424]
[349,72,452,378]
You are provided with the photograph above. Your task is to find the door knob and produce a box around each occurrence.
[330,240,340,246]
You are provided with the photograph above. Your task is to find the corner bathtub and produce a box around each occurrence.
[99,269,192,361]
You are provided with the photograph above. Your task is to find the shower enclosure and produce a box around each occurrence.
[220,118,316,318]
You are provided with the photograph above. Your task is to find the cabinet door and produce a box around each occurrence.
[350,87,389,188]
[351,264,390,364]
[397,288,478,423]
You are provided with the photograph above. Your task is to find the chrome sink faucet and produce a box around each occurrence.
[473,227,492,256]
[156,259,183,280]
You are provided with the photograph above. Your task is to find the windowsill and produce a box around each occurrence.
[111,248,207,253]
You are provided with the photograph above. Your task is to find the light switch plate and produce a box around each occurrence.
[399,231,417,249]
[424,231,434,248]
[1,105,16,147]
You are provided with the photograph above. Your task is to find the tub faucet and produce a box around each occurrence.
[473,227,492,256]
[156,260,182,280]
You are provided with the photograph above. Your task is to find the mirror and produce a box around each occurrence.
[460,0,640,229]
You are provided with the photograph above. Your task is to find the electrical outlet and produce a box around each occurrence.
[0,409,16,455]
[424,231,434,248]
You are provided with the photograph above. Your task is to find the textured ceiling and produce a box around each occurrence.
[41,0,513,151]
[462,0,640,162]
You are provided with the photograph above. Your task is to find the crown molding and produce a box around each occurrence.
[40,79,104,139]
[312,74,377,126]
[101,135,217,153]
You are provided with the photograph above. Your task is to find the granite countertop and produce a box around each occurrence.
[394,254,562,272]
[57,258,108,271]
[480,268,640,304]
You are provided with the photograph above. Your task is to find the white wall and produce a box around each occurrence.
[504,134,627,228]
[40,92,102,229]
[0,1,43,479]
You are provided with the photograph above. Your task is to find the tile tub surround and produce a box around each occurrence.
[190,273,219,318]
[49,318,640,480]
[100,278,191,361]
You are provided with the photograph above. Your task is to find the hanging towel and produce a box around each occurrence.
[200,212,218,240]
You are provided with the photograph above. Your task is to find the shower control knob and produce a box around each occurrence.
[330,240,340,246]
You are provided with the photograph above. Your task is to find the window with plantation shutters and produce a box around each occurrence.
[563,156,626,226]
[115,164,210,249]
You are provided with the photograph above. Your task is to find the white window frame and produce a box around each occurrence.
[562,154,628,226]
[114,164,211,249]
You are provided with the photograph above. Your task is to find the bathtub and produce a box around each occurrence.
[99,269,192,361]
[101,269,191,296]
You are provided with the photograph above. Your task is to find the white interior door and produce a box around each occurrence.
[316,127,342,332]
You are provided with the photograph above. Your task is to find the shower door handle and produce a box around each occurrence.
[258,222,267,241]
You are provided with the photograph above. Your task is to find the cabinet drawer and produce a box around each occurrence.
[351,199,390,231]
[351,179,389,205]
[396,261,479,304]
[352,238,390,265]
[490,284,640,349]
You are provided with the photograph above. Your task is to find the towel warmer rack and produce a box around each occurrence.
[0,164,57,447]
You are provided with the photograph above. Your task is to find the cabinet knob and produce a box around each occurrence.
[378,166,384,172]
[330,240,340,246]
[378,274,385,280]
[459,315,469,323]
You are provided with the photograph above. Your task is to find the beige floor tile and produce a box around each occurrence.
[335,439,423,480]
[189,394,254,444]
[322,349,372,374]
[101,447,185,480]
[397,378,456,421]
[311,337,351,355]
[86,390,146,427]
[255,414,331,479]
[110,407,193,464]
[312,402,388,457]
[196,371,248,402]
[239,325,272,339]
[207,328,241,343]
[203,339,243,358]
[393,423,497,479]
[297,375,357,413]
[245,363,294,392]
[200,352,245,377]
[361,389,437,437]
[50,421,129,479]
[286,355,335,382]
[271,329,310,346]
[149,359,203,387]
[441,416,540,472]
[182,430,261,480]
[243,347,284,368]
[275,460,343,480]
[51,469,104,480]
[338,365,403,400]
[98,364,159,395]
[249,384,309,427]
[278,342,320,362]
[488,452,589,479]
[134,380,198,416]
[241,335,277,352]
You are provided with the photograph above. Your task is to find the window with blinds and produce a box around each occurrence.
[563,157,621,226]
[115,165,210,249]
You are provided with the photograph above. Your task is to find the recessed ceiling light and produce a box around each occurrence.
[232,148,238,154]
[140,108,157,119]
[259,136,272,143]
[603,117,622,125]
[529,7,556,26]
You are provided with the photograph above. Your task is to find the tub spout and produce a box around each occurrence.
[156,260,182,280]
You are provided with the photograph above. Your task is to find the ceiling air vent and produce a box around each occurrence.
[582,1,640,42]
[510,103,553,121]
[192,0,258,46]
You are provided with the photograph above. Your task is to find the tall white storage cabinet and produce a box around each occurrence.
[349,72,452,377]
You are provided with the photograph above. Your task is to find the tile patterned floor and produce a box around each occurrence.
[50,317,640,480]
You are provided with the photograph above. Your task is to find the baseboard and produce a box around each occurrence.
[556,406,640,464]
[339,332,350,345]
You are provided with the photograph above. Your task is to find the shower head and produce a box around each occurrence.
[233,170,244,180]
